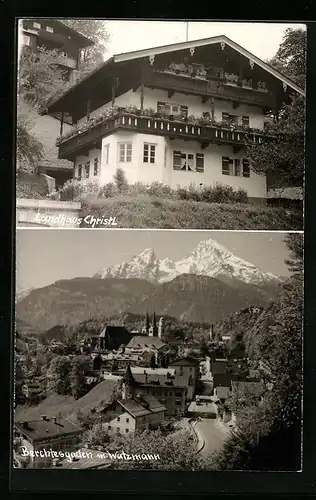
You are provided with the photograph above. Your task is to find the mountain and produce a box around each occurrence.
[16,287,34,303]
[133,274,279,323]
[16,277,156,332]
[94,238,280,286]
[16,273,280,332]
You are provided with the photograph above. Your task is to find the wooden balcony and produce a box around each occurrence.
[58,113,273,160]
[144,70,275,109]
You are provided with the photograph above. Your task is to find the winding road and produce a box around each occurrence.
[193,418,230,457]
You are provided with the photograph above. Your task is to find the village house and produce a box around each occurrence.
[44,34,304,203]
[124,335,170,366]
[101,393,166,435]
[119,365,187,417]
[19,19,94,188]
[14,415,82,468]
[168,357,199,401]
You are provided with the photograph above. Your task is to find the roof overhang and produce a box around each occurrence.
[44,34,305,115]
[113,34,304,96]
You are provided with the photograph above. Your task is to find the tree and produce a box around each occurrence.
[61,20,109,78]
[81,422,110,449]
[246,29,306,188]
[269,28,306,88]
[16,100,43,172]
[70,358,86,399]
[113,168,128,193]
[19,46,69,108]
[110,429,206,470]
[47,355,71,395]
[212,233,303,471]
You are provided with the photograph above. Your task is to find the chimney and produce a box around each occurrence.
[41,415,48,421]
[53,417,57,424]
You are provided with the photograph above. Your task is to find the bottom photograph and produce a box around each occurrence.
[14,229,303,471]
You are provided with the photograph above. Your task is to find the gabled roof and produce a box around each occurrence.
[126,335,166,350]
[113,34,304,96]
[45,34,304,114]
[15,416,82,443]
[169,357,199,367]
[116,394,166,418]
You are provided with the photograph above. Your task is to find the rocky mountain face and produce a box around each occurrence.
[16,239,282,333]
[94,238,280,286]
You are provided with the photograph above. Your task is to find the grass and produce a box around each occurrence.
[15,379,119,423]
[79,194,302,230]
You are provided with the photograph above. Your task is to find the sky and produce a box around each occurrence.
[16,229,292,291]
[103,21,306,62]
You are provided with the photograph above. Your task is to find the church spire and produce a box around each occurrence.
[145,312,150,335]
[153,312,157,336]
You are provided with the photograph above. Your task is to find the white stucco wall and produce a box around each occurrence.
[77,87,265,130]
[76,131,266,199]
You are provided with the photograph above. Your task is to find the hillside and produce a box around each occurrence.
[16,277,156,331]
[15,379,119,423]
[16,274,279,332]
[79,196,302,230]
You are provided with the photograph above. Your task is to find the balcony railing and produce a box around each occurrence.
[57,110,274,159]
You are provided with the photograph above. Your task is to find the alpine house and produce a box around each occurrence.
[44,35,305,204]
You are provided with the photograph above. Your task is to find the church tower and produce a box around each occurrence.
[121,365,135,400]
[153,312,157,337]
[209,323,214,341]
[158,317,164,340]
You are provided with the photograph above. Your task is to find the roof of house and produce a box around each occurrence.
[215,386,231,400]
[23,19,95,48]
[45,34,305,114]
[213,373,236,388]
[15,416,82,443]
[117,394,166,418]
[99,326,129,338]
[169,357,199,367]
[126,336,166,350]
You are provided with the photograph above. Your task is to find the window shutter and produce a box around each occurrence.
[196,153,204,172]
[242,159,250,177]
[222,156,230,175]
[173,151,182,170]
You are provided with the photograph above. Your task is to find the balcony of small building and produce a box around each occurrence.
[56,108,275,161]
[144,67,276,109]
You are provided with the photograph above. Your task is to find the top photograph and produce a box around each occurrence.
[16,20,306,230]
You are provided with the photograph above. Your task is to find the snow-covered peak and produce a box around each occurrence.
[94,238,280,286]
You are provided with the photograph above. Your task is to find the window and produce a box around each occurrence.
[22,34,31,46]
[78,164,82,180]
[104,144,109,164]
[126,417,129,423]
[126,429,129,433]
[143,143,155,163]
[222,112,239,125]
[93,158,99,176]
[85,161,90,178]
[242,116,250,128]
[33,22,41,29]
[222,157,250,177]
[157,101,188,118]
[108,425,111,430]
[119,143,132,162]
[173,151,204,172]
[117,416,120,422]
[46,26,54,33]
[242,159,250,178]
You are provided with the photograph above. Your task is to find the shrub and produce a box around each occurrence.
[146,182,174,198]
[200,183,248,204]
[98,182,117,199]
[113,168,128,193]
[58,178,100,201]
